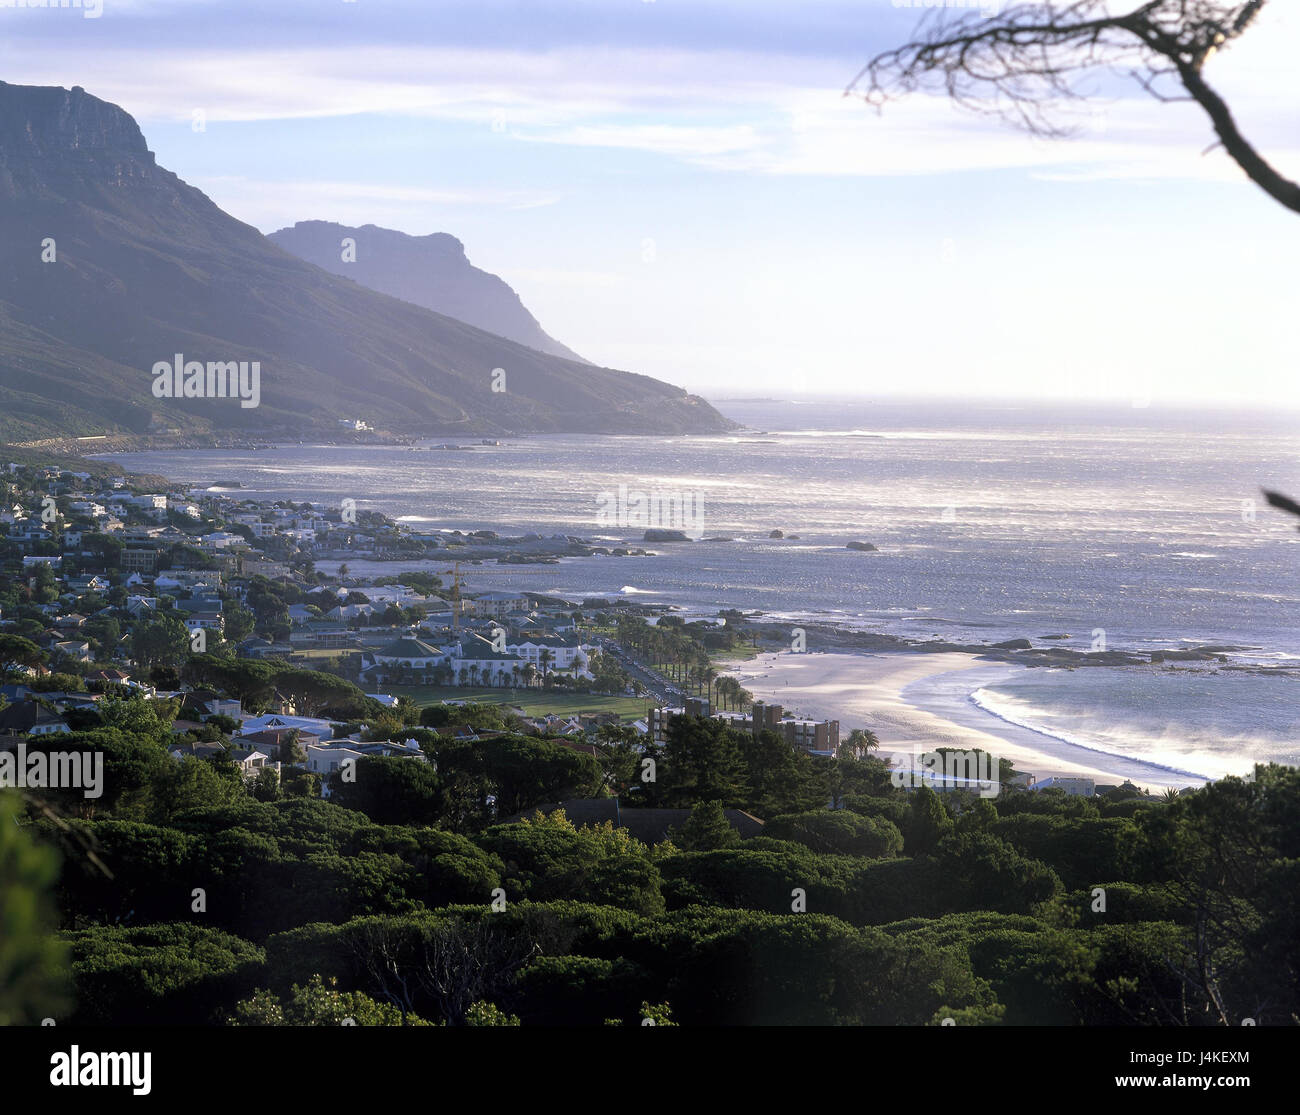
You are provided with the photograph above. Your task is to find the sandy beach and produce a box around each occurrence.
[718,650,1204,789]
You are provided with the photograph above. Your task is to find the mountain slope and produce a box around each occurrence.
[0,82,730,440]
[269,220,588,363]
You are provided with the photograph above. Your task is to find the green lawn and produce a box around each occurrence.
[387,685,651,722]
[710,644,763,662]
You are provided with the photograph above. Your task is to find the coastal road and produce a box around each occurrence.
[599,639,679,706]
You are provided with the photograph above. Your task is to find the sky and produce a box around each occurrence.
[2,0,1298,408]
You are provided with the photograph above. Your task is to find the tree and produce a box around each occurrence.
[222,605,256,644]
[349,915,538,1026]
[0,792,68,1024]
[230,974,427,1026]
[674,800,741,851]
[0,634,45,673]
[272,729,306,765]
[905,784,954,855]
[464,1000,520,1026]
[328,756,443,826]
[252,767,281,803]
[149,756,246,821]
[98,694,178,744]
[186,657,280,711]
[766,810,904,858]
[281,768,321,799]
[82,615,121,655]
[65,923,265,1025]
[660,715,748,808]
[274,668,368,717]
[839,729,879,760]
[130,612,191,671]
[30,563,59,604]
[853,2,1298,215]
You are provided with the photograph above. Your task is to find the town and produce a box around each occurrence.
[0,459,848,804]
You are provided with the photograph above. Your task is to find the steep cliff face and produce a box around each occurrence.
[0,82,157,200]
[0,83,731,441]
[0,82,150,157]
[270,221,588,363]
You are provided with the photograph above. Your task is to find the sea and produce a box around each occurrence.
[102,396,1300,782]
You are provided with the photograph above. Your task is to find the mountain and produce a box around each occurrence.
[0,82,730,441]
[269,221,587,363]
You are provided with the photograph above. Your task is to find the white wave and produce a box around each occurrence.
[968,687,1211,781]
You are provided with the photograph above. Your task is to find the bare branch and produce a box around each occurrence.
[852,2,1298,214]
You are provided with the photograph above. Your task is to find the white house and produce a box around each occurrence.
[200,531,243,549]
[446,643,527,686]
[305,743,368,796]
[238,713,337,738]
[506,636,591,676]
[366,637,448,683]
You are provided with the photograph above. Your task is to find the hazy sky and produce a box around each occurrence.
[3,0,1298,407]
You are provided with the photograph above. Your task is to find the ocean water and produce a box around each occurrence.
[902,663,1300,785]
[102,396,1300,775]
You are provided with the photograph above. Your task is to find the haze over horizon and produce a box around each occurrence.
[3,0,1297,408]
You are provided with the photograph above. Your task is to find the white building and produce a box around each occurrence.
[1030,776,1096,797]
[238,713,338,738]
[506,637,590,675]
[466,591,528,618]
[305,743,367,796]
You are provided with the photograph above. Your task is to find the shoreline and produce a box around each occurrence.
[30,443,1295,790]
[718,649,1225,789]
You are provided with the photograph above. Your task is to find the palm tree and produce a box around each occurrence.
[698,660,717,702]
[539,648,553,682]
[522,662,537,689]
[842,729,880,760]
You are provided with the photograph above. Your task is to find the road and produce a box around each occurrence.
[598,638,681,707]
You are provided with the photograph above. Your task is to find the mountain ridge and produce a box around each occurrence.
[269,220,589,363]
[0,82,732,440]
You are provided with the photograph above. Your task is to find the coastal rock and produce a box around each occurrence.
[644,528,689,542]
[769,529,784,539]
[846,541,878,552]
[992,638,1033,650]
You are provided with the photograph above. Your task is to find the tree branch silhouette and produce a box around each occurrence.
[850,2,1299,215]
